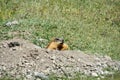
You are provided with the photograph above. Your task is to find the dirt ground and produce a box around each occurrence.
[0,38,120,79]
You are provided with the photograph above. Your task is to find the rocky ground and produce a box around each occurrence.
[0,38,120,80]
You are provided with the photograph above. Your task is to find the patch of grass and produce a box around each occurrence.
[0,0,119,60]
[101,71,120,80]
[49,71,120,80]
[0,0,120,79]
[0,77,13,80]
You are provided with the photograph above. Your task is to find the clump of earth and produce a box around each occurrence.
[0,38,120,80]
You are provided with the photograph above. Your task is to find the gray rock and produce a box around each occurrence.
[5,20,19,26]
[104,55,112,61]
[34,72,49,80]
[49,55,56,60]
[91,72,98,77]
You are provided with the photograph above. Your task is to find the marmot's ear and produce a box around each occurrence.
[55,38,64,43]
[60,38,64,43]
[61,39,64,43]
[54,38,59,41]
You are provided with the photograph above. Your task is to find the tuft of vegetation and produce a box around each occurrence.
[48,71,120,80]
[0,0,120,60]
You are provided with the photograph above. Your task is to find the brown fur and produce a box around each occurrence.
[46,38,68,50]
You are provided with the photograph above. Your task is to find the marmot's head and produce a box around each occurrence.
[53,38,64,44]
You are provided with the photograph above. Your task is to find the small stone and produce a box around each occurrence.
[36,78,42,80]
[34,72,49,80]
[5,20,19,26]
[52,60,56,64]
[3,44,7,48]
[104,55,112,61]
[99,70,104,75]
[46,49,51,53]
[12,48,17,51]
[96,62,101,67]
[101,63,108,68]
[39,38,47,42]
[95,57,101,62]
[86,63,93,67]
[43,68,50,73]
[49,55,56,60]
[5,22,12,26]
[77,58,81,62]
[91,72,98,77]
[30,53,39,59]
[26,74,33,79]
[2,66,6,70]
[76,67,80,71]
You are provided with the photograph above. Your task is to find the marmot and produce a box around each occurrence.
[46,38,68,50]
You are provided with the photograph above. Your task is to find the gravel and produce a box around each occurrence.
[0,38,120,79]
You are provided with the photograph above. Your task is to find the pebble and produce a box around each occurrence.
[49,55,56,60]
[0,40,120,79]
[5,20,19,26]
[96,62,101,66]
[104,55,112,61]
[34,72,49,80]
[91,72,98,77]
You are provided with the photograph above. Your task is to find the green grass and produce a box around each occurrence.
[0,0,120,79]
[49,71,120,80]
[0,0,119,60]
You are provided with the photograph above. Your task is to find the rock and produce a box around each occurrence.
[49,55,56,60]
[104,55,112,61]
[86,64,94,67]
[39,38,47,42]
[95,57,101,62]
[43,68,51,73]
[36,78,42,80]
[91,72,98,77]
[98,70,104,75]
[24,70,34,80]
[5,20,19,26]
[34,72,49,80]
[96,62,102,67]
